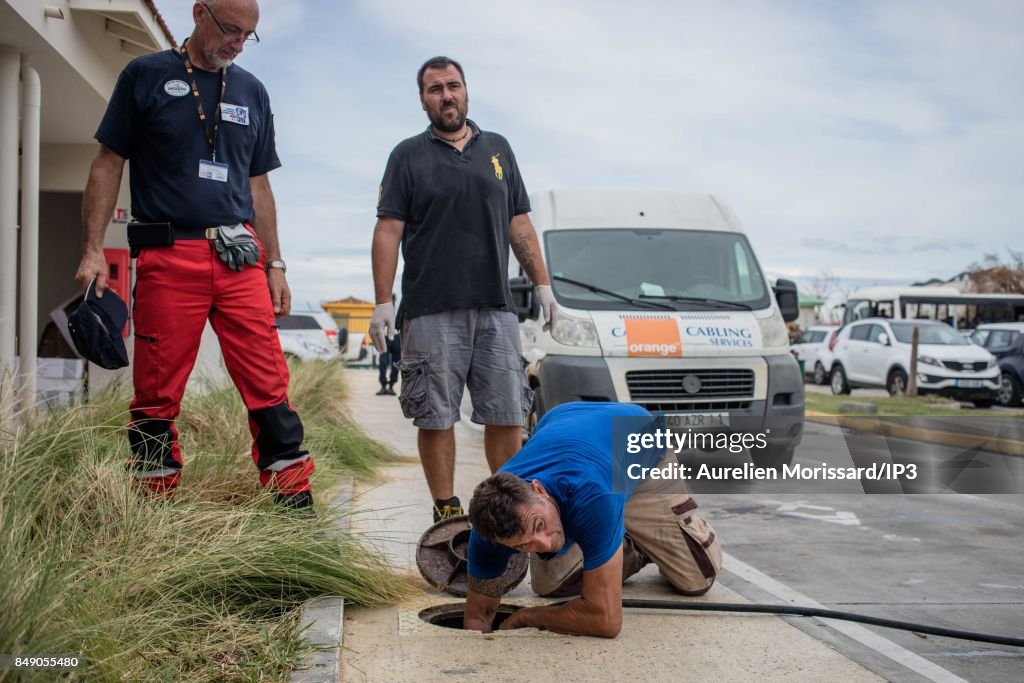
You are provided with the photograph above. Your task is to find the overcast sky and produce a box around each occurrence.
[160,0,1024,308]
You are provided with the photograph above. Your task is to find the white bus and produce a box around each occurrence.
[840,286,1024,328]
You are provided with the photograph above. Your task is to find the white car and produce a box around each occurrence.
[790,325,838,385]
[276,311,341,362]
[829,318,999,406]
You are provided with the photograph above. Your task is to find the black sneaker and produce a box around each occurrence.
[385,385,397,395]
[376,387,389,396]
[433,496,463,523]
[275,490,314,512]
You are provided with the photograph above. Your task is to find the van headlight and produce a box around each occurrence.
[759,307,789,348]
[551,313,599,348]
[919,355,941,367]
[987,357,997,369]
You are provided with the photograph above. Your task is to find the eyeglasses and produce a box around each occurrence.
[202,2,260,44]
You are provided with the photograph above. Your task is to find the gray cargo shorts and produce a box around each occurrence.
[397,309,533,430]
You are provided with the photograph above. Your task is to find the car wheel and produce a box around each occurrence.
[886,369,908,397]
[998,372,1023,407]
[751,443,795,471]
[813,362,827,385]
[830,365,851,395]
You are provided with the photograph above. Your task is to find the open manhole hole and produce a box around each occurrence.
[418,603,522,630]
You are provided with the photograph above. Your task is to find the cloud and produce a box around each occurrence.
[158,0,1024,303]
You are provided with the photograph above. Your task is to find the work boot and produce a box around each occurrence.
[376,385,389,396]
[433,496,463,523]
[275,490,314,512]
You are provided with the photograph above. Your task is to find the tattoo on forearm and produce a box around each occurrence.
[511,234,538,277]
[469,576,505,599]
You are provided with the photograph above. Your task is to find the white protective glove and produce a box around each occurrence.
[369,301,396,353]
[536,285,559,332]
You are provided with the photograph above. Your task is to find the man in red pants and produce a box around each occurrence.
[73,0,314,509]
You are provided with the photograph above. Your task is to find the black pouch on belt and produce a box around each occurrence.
[127,222,174,257]
[211,224,260,272]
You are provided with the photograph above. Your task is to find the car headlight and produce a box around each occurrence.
[551,313,599,348]
[987,357,997,369]
[758,307,789,348]
[918,355,941,367]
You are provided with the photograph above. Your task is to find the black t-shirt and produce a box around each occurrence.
[96,49,280,226]
[376,121,531,321]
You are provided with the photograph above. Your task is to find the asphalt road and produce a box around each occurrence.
[683,420,1024,682]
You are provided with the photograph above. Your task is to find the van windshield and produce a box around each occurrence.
[544,228,771,311]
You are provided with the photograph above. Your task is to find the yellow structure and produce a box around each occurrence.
[322,296,374,336]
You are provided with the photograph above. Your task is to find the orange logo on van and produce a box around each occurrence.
[624,317,682,357]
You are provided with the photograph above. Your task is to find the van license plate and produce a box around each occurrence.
[665,413,730,429]
[955,379,984,388]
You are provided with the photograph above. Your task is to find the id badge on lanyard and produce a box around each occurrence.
[179,44,230,183]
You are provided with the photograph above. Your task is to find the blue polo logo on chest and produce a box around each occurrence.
[164,80,189,97]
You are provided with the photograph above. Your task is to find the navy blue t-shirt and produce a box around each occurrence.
[96,49,280,226]
[467,402,663,580]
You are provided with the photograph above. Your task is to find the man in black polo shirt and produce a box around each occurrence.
[73,0,315,509]
[370,56,558,522]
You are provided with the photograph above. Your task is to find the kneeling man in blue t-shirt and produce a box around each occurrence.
[465,402,723,637]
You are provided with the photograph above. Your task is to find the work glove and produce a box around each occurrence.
[369,301,396,353]
[213,225,260,272]
[536,284,558,332]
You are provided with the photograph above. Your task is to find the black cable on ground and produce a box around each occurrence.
[621,600,1024,648]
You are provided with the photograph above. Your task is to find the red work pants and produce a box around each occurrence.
[128,237,314,495]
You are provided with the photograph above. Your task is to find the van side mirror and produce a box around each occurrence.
[509,277,540,323]
[773,278,800,323]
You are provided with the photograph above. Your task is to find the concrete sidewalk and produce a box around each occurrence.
[340,368,884,683]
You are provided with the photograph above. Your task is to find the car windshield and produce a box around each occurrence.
[891,323,970,345]
[544,228,771,311]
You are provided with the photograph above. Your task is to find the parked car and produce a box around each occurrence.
[276,311,340,362]
[829,318,999,406]
[970,322,1024,406]
[790,325,838,385]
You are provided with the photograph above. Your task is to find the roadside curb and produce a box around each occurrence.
[289,477,353,683]
[806,411,1024,457]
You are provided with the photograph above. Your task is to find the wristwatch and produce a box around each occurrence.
[266,259,287,273]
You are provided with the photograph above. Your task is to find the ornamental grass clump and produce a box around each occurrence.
[0,361,409,682]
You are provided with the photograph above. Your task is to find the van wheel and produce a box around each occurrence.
[886,369,908,397]
[751,444,795,471]
[813,362,827,385]
[523,390,542,443]
[998,372,1022,406]
[830,366,851,395]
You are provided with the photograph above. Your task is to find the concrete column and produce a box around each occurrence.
[19,65,41,412]
[0,46,21,426]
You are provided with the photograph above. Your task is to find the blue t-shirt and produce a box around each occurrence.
[96,49,280,227]
[468,402,662,580]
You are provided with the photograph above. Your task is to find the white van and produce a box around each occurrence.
[510,189,804,468]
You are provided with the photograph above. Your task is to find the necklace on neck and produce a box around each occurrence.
[438,127,470,144]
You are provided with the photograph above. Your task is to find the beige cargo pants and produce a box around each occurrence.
[530,457,722,597]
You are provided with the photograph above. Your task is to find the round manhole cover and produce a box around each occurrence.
[416,515,528,597]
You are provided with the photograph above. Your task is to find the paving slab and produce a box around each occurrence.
[342,367,885,683]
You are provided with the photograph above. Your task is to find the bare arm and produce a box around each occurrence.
[509,213,549,286]
[371,217,405,304]
[464,576,504,632]
[75,144,126,293]
[250,173,290,315]
[500,546,623,638]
